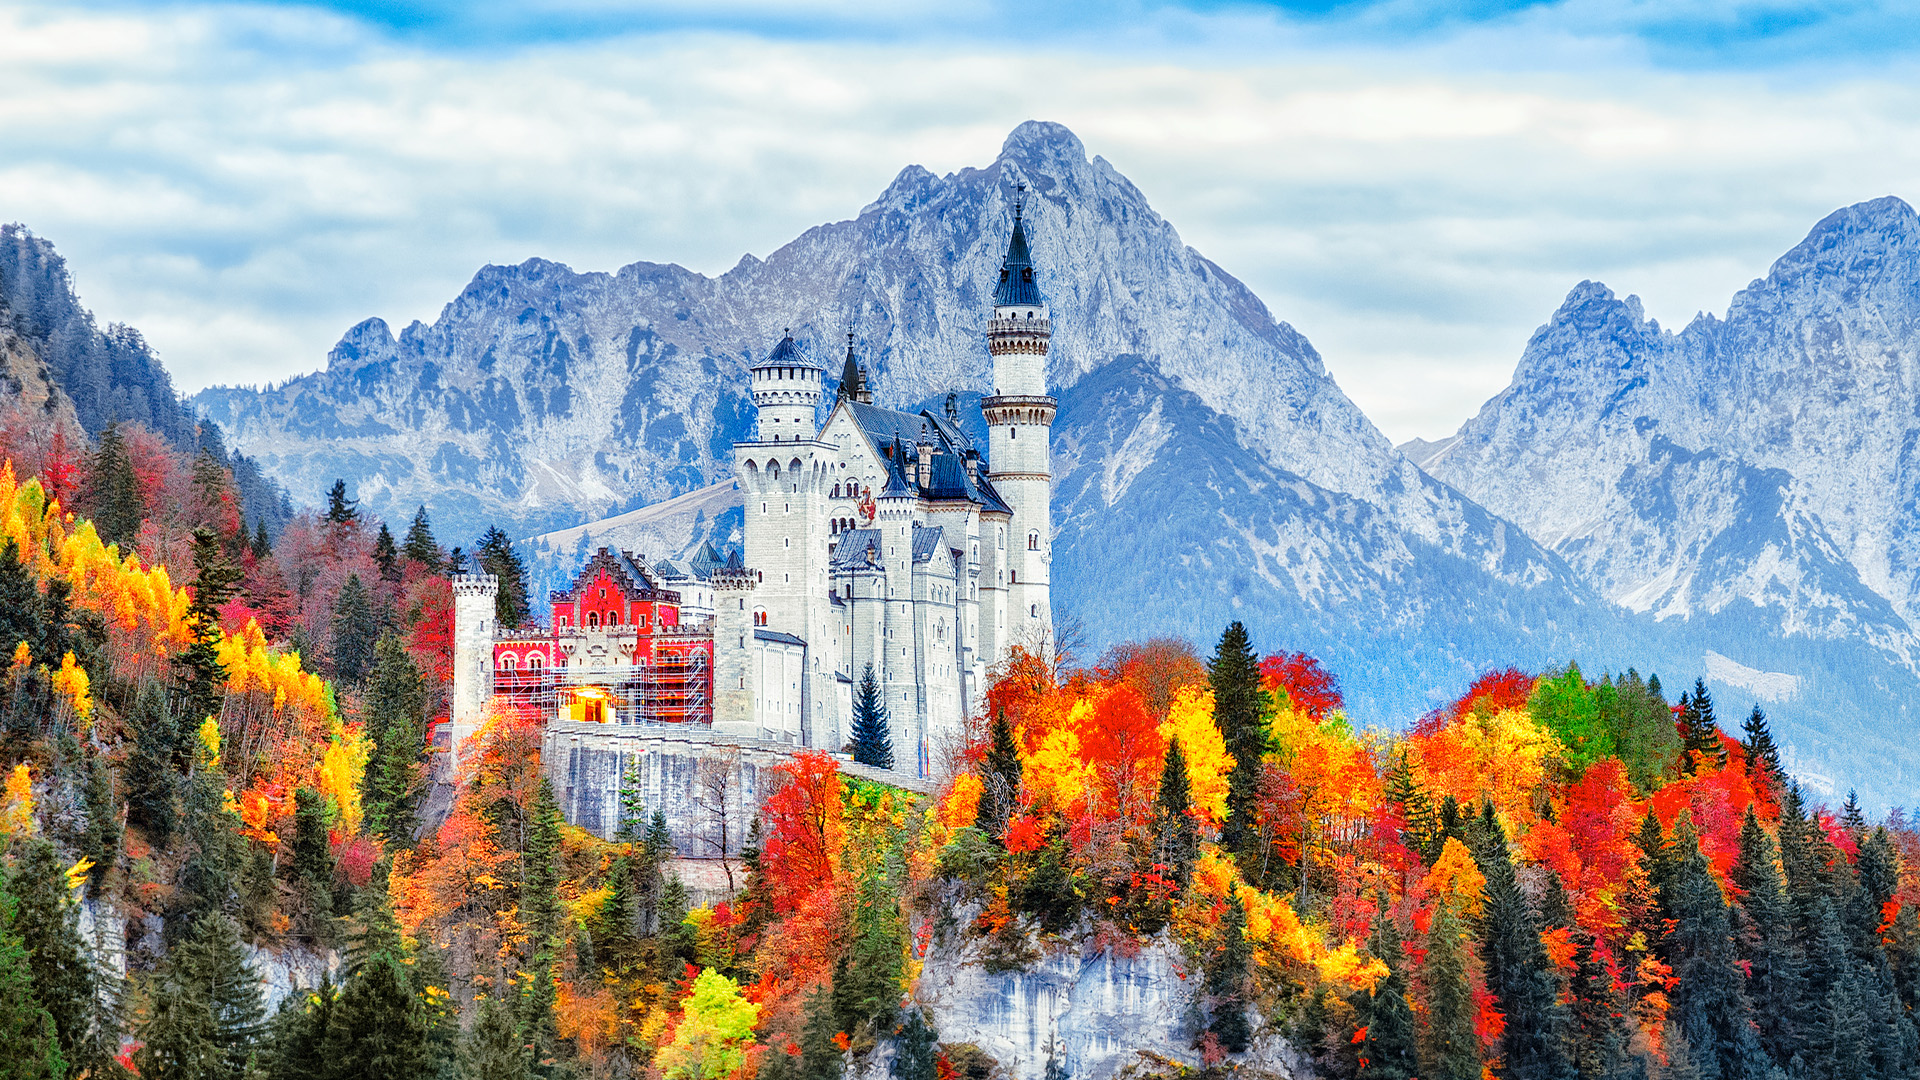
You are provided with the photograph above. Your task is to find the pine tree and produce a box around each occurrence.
[833,858,905,1039]
[1565,927,1632,1079]
[1356,915,1418,1080]
[796,982,843,1080]
[127,682,181,844]
[1153,736,1198,888]
[251,520,272,560]
[330,574,377,685]
[9,838,104,1073]
[980,708,1022,842]
[79,746,120,895]
[324,481,359,526]
[459,993,528,1080]
[519,780,564,1071]
[1472,812,1573,1080]
[0,876,64,1080]
[892,1008,938,1080]
[88,422,142,548]
[402,507,443,572]
[1420,905,1479,1080]
[849,664,893,770]
[1383,748,1440,863]
[179,718,243,929]
[1841,790,1868,838]
[1204,886,1253,1054]
[1679,679,1724,771]
[1210,622,1268,862]
[1731,806,1804,1067]
[1740,705,1781,788]
[266,976,336,1080]
[291,787,333,933]
[657,875,697,981]
[361,635,427,838]
[372,524,399,584]
[475,527,529,628]
[140,913,265,1080]
[319,953,429,1080]
[1660,817,1770,1080]
[175,525,240,730]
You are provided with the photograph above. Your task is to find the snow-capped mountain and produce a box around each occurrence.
[198,121,1635,722]
[1414,197,1920,803]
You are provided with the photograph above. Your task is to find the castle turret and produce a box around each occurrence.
[450,573,500,759]
[836,332,874,405]
[710,553,758,737]
[752,333,825,441]
[981,193,1055,651]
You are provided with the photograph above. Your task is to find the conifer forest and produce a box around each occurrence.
[0,429,1916,1080]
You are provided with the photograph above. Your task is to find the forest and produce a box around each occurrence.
[0,420,1913,1080]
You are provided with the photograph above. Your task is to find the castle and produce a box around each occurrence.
[450,202,1054,779]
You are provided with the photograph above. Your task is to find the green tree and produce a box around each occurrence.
[1731,806,1804,1066]
[372,524,399,583]
[361,635,427,837]
[291,787,333,934]
[0,877,64,1080]
[1607,669,1681,792]
[475,528,529,628]
[174,525,240,732]
[1209,622,1268,862]
[849,664,893,770]
[126,682,181,844]
[251,520,272,560]
[88,422,142,548]
[1355,915,1417,1080]
[1382,748,1440,864]
[658,969,760,1080]
[265,977,336,1080]
[979,708,1022,842]
[518,780,564,1070]
[459,993,528,1080]
[324,481,359,526]
[892,1009,938,1080]
[9,838,104,1073]
[138,914,265,1080]
[1739,705,1781,787]
[402,507,443,572]
[179,717,244,929]
[1204,886,1253,1054]
[1419,903,1479,1080]
[1153,736,1198,888]
[319,953,429,1080]
[1527,664,1612,772]
[330,574,377,685]
[1660,818,1770,1080]
[79,747,120,895]
[1678,680,1725,771]
[1472,809,1572,1080]
[1564,927,1633,1079]
[796,981,842,1080]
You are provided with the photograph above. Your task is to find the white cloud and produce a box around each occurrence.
[3,0,1920,443]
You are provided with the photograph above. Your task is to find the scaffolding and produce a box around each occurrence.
[492,637,713,727]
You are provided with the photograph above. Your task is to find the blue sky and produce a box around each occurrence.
[7,0,1920,439]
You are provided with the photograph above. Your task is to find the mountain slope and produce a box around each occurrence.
[1415,197,1920,804]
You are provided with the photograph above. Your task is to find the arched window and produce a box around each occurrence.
[500,654,517,671]
[1027,531,1039,551]
[1029,604,1038,618]
[607,611,621,626]
[587,612,599,629]
[527,654,543,670]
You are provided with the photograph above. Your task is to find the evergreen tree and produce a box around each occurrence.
[1356,915,1418,1080]
[265,977,336,1080]
[1841,790,1868,838]
[1420,904,1480,1080]
[1679,679,1725,771]
[290,787,332,933]
[1383,748,1440,863]
[1472,812,1573,1080]
[475,527,529,628]
[372,524,399,584]
[1210,622,1268,862]
[179,717,243,929]
[0,876,64,1080]
[79,746,120,895]
[1731,807,1804,1067]
[1153,736,1198,888]
[832,856,905,1039]
[459,993,528,1080]
[0,539,46,675]
[519,781,564,1072]
[139,914,265,1080]
[796,982,843,1080]
[88,422,143,548]
[251,520,272,560]
[319,953,429,1080]
[1739,705,1781,787]
[330,574,377,685]
[402,507,443,572]
[174,526,240,730]
[9,838,103,1073]
[1775,784,1826,925]
[1660,818,1770,1080]
[446,547,469,576]
[361,635,427,837]
[127,682,181,844]
[892,1008,939,1080]
[849,664,893,770]
[1565,927,1632,1079]
[657,875,697,980]
[324,481,359,526]
[1612,668,1681,792]
[979,708,1022,842]
[1204,886,1253,1054]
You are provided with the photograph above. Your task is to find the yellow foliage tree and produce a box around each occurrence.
[318,721,372,834]
[656,968,761,1080]
[0,763,34,839]
[1422,836,1486,919]
[51,651,92,732]
[1412,706,1563,834]
[1160,686,1232,825]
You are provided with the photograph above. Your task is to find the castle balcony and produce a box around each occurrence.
[987,317,1050,336]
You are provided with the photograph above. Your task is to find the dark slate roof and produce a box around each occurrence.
[878,451,916,499]
[847,400,932,448]
[689,541,725,579]
[753,333,822,371]
[830,529,884,570]
[972,472,1014,516]
[754,629,807,647]
[911,525,944,564]
[653,559,684,580]
[552,546,676,603]
[993,214,1044,307]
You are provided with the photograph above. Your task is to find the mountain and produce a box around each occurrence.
[1413,196,1920,805]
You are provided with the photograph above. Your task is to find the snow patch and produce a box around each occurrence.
[1703,649,1801,702]
[1101,398,1170,507]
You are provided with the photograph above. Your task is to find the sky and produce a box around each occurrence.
[4,1,1920,442]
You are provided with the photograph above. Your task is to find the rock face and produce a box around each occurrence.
[1414,197,1920,805]
[914,929,1216,1080]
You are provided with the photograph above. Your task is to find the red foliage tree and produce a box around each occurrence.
[1260,652,1344,721]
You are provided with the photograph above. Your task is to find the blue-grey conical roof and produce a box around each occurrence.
[753,333,822,371]
[993,213,1044,307]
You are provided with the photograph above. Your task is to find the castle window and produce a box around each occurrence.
[608,611,621,626]
[500,655,516,671]
[1027,532,1039,551]
[560,616,570,627]
[1010,570,1017,584]
[1030,604,1038,618]
[528,654,543,670]
[587,612,599,629]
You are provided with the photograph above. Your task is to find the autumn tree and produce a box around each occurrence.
[659,970,759,1080]
[1100,637,1205,721]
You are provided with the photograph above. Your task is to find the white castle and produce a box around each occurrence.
[450,203,1054,780]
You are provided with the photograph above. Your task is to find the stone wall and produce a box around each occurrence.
[542,721,928,857]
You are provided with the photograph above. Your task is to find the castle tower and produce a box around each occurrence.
[450,573,500,759]
[752,332,825,442]
[710,555,758,737]
[981,194,1056,654]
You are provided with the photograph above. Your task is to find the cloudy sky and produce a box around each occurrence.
[4,0,1919,442]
